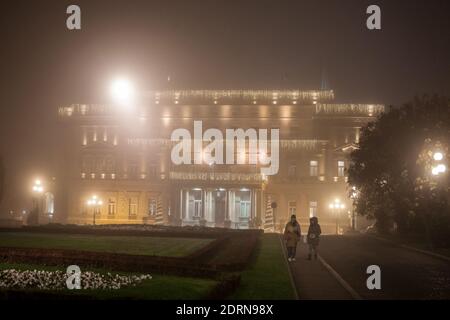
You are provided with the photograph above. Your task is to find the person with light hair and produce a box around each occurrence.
[284,214,301,262]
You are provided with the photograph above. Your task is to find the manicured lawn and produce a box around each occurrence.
[0,263,217,300]
[230,233,296,300]
[0,232,212,257]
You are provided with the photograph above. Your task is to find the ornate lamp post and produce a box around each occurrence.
[87,195,103,225]
[350,186,359,230]
[329,199,345,235]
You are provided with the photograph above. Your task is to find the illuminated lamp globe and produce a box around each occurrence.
[110,78,135,105]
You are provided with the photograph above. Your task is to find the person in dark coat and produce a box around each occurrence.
[307,216,322,260]
[284,214,301,262]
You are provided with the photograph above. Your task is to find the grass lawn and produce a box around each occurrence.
[229,233,296,300]
[0,232,212,257]
[0,263,217,300]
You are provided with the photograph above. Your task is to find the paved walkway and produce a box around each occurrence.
[284,239,353,300]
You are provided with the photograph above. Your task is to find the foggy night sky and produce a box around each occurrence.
[0,0,449,213]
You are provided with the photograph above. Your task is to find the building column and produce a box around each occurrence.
[227,190,235,223]
[319,143,327,179]
[224,189,229,221]
[206,190,213,223]
[202,190,207,221]
[179,189,183,220]
[184,190,189,221]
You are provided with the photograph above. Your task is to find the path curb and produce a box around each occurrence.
[278,234,300,300]
[318,255,363,300]
[368,234,450,263]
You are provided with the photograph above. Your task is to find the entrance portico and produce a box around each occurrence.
[179,187,260,229]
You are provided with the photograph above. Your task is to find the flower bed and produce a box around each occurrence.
[0,269,151,290]
[0,247,221,278]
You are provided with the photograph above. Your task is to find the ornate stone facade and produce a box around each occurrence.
[55,89,383,233]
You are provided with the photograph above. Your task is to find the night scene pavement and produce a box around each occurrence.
[288,234,450,300]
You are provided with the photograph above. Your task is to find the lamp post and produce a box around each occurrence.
[31,179,44,225]
[350,186,359,230]
[87,195,103,225]
[431,151,446,177]
[329,199,345,235]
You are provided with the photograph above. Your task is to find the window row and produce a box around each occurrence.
[287,160,346,177]
[84,197,159,219]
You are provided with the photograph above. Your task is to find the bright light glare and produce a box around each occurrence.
[437,164,446,173]
[87,195,103,206]
[431,167,439,175]
[32,180,44,193]
[433,152,443,161]
[111,78,135,105]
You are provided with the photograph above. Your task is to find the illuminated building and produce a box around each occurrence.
[56,89,384,233]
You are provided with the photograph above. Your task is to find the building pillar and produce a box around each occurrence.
[179,189,183,220]
[319,143,327,179]
[184,190,189,221]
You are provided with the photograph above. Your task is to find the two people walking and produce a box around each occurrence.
[284,215,322,261]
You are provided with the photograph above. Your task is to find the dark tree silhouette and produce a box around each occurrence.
[348,95,449,246]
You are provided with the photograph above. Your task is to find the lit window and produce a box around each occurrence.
[309,201,317,218]
[235,190,251,218]
[129,198,138,218]
[189,189,202,219]
[310,161,318,176]
[90,173,95,179]
[108,199,116,217]
[338,161,345,177]
[111,173,116,180]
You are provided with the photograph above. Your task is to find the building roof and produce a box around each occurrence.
[142,89,335,104]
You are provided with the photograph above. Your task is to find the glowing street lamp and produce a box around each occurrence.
[329,198,345,235]
[433,152,443,161]
[431,151,446,176]
[87,195,103,225]
[31,179,45,225]
[32,180,44,193]
[349,186,359,230]
[110,78,135,105]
